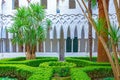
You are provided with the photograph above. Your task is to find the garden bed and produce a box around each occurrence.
[0,57,114,80]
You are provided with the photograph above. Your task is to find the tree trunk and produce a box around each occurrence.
[26,44,36,60]
[112,44,120,80]
[88,0,92,61]
[26,44,32,60]
[59,27,64,61]
[97,0,109,62]
[31,46,36,59]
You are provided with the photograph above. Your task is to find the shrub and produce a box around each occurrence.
[40,61,76,77]
[71,68,91,80]
[0,64,35,80]
[66,57,110,67]
[70,66,113,80]
[28,67,53,80]
[0,64,53,80]
[0,57,58,67]
[83,66,113,79]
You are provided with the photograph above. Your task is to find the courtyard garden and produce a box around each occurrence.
[0,57,114,80]
[0,0,120,80]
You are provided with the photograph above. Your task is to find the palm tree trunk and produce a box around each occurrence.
[26,44,32,60]
[59,27,64,61]
[31,45,36,59]
[97,0,109,62]
[88,0,92,61]
[26,44,36,60]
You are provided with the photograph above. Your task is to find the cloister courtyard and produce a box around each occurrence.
[0,0,120,80]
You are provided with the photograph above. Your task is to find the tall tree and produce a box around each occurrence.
[97,0,109,62]
[88,0,93,61]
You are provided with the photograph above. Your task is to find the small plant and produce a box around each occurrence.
[40,61,76,77]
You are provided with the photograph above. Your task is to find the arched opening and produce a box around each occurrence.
[73,26,78,52]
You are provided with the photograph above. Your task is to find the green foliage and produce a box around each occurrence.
[0,64,53,80]
[66,57,110,67]
[71,68,91,80]
[85,0,97,9]
[108,25,120,45]
[7,3,51,46]
[71,66,112,80]
[0,64,35,80]
[82,66,113,79]
[40,61,76,77]
[0,57,114,79]
[0,57,58,67]
[28,67,53,80]
[94,18,106,35]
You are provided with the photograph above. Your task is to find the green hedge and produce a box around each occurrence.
[0,57,58,67]
[28,67,53,80]
[71,66,113,80]
[0,64,53,80]
[66,58,110,67]
[69,57,97,61]
[40,61,76,77]
[1,57,57,61]
[83,66,113,79]
[0,64,35,80]
[71,68,91,80]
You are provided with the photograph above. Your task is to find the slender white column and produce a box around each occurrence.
[3,39,5,52]
[9,39,12,52]
[78,39,80,52]
[37,42,39,52]
[92,39,94,52]
[57,40,59,53]
[85,40,87,53]
[50,40,53,52]
[64,39,66,52]
[0,40,1,52]
[43,41,46,53]
[71,39,73,53]
[16,43,19,52]
[23,44,25,52]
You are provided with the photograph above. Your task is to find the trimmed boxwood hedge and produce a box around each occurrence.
[71,66,113,80]
[40,61,76,77]
[0,64,35,80]
[0,64,53,80]
[0,57,58,67]
[66,57,110,67]
[0,57,114,80]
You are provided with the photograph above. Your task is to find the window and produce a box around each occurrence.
[41,0,47,9]
[69,0,76,9]
[12,0,19,9]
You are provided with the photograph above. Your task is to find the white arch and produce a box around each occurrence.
[77,21,83,39]
[55,21,61,39]
[69,22,76,39]
[63,22,69,39]
[83,21,89,39]
[50,23,55,39]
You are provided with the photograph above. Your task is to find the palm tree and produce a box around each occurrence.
[97,0,109,62]
[84,0,109,62]
[7,3,50,60]
[87,0,95,61]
